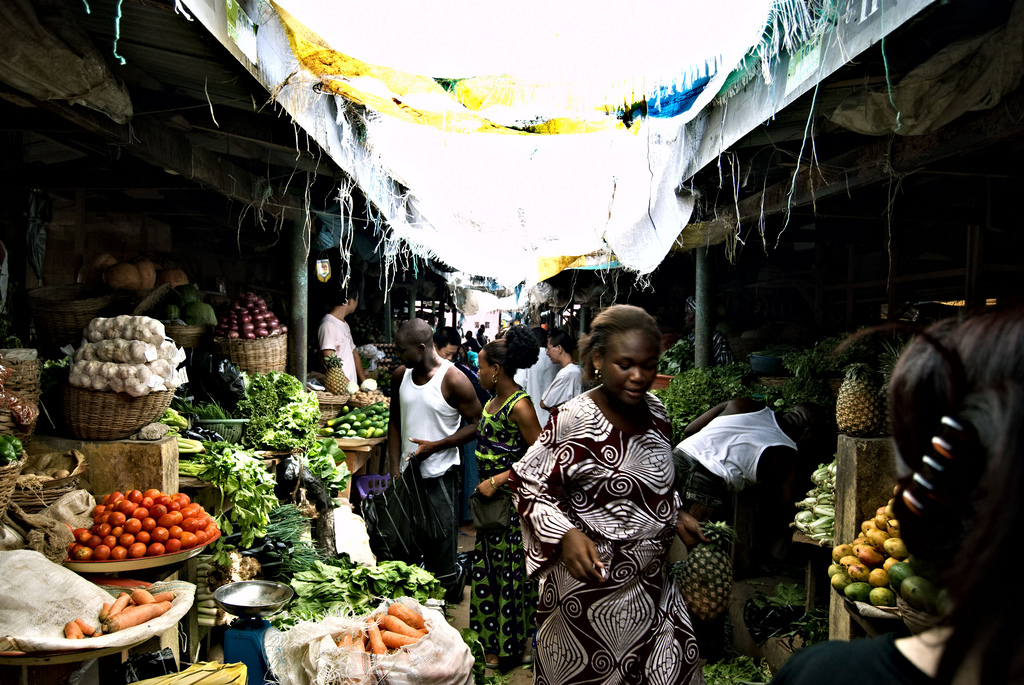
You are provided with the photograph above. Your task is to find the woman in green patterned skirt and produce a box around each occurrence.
[471,325,544,670]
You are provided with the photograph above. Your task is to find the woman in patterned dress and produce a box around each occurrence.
[471,325,544,669]
[510,305,708,685]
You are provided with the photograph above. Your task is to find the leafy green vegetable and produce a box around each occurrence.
[653,363,748,442]
[274,557,443,628]
[777,606,830,648]
[702,656,771,685]
[658,338,695,375]
[304,438,351,502]
[262,504,323,579]
[191,401,230,420]
[751,582,805,609]
[181,442,278,559]
[237,372,320,452]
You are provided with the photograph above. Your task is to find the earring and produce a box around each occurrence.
[492,372,498,385]
[594,367,602,381]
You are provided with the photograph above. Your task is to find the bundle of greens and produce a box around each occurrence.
[702,656,771,685]
[654,363,748,441]
[657,338,695,375]
[276,557,442,627]
[304,438,351,501]
[262,504,322,579]
[792,459,836,543]
[236,372,319,452]
[179,441,278,556]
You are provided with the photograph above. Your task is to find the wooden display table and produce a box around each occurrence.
[334,437,386,501]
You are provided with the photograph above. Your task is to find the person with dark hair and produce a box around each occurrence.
[675,399,830,523]
[477,325,488,349]
[540,328,582,414]
[771,305,1024,685]
[510,305,706,685]
[434,325,489,531]
[684,295,733,366]
[388,318,483,603]
[317,291,365,384]
[464,329,481,354]
[470,325,544,670]
[514,326,558,428]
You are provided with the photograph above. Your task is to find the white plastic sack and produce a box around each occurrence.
[333,503,376,567]
[0,550,195,652]
[267,598,473,685]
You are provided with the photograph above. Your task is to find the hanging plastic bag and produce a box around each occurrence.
[361,465,445,563]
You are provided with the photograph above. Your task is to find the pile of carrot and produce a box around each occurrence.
[334,603,428,654]
[63,587,176,639]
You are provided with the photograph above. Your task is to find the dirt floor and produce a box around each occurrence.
[451,527,535,684]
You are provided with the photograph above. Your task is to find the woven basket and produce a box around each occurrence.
[195,418,248,444]
[9,450,86,514]
[27,284,128,355]
[214,334,287,374]
[316,390,350,427]
[63,385,175,441]
[0,407,36,446]
[166,324,207,348]
[0,350,41,405]
[757,376,791,388]
[0,452,27,520]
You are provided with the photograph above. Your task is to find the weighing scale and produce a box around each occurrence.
[213,580,294,685]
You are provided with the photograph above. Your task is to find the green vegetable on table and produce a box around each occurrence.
[236,372,319,452]
[304,438,351,501]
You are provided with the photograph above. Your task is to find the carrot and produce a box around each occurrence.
[107,592,132,618]
[64,621,84,639]
[386,603,426,632]
[366,619,386,655]
[381,630,420,648]
[131,588,156,605]
[337,634,354,648]
[104,600,171,633]
[99,602,112,622]
[74,618,95,637]
[150,591,175,603]
[379,614,426,639]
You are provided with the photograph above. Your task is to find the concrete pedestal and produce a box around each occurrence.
[27,434,178,497]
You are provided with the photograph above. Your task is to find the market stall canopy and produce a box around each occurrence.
[180,0,818,287]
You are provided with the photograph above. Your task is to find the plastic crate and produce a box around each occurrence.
[354,473,391,500]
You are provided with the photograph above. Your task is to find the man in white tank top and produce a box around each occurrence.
[387,319,483,602]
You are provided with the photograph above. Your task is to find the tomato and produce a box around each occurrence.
[108,511,127,527]
[110,526,124,539]
[126,490,143,504]
[155,495,172,508]
[94,523,112,537]
[149,503,168,518]
[68,543,81,555]
[73,528,92,544]
[147,542,166,557]
[118,533,135,548]
[177,532,197,549]
[108,491,124,505]
[167,500,181,512]
[128,542,147,558]
[194,529,208,546]
[117,499,137,516]
[140,497,155,510]
[141,517,157,532]
[173,492,191,505]
[72,546,93,561]
[93,545,111,561]
[180,505,202,520]
[123,518,142,535]
[163,538,181,554]
[135,530,151,545]
[131,507,149,521]
[110,546,128,560]
[86,535,103,549]
[181,518,201,533]
[157,513,181,529]
[151,527,170,543]
[96,512,111,526]
[168,525,183,540]
[143,488,162,500]
[102,535,118,549]
[92,505,106,518]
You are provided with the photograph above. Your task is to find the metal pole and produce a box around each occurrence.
[289,219,309,381]
[694,246,711,368]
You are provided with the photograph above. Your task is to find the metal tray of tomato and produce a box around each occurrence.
[63,529,221,572]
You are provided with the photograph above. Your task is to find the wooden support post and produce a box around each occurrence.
[290,220,308,381]
[845,244,856,330]
[965,222,983,310]
[694,246,711,368]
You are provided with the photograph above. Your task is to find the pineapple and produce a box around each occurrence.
[323,355,350,396]
[672,521,736,621]
[836,363,886,437]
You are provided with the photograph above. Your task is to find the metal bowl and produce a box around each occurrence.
[213,580,294,617]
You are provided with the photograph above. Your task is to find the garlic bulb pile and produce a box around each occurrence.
[69,316,185,397]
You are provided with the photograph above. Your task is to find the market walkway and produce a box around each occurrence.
[452,529,535,685]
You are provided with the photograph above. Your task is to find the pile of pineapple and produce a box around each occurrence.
[827,492,940,614]
[836,363,887,437]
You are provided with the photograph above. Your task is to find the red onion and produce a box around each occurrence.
[243,331,256,340]
[255,328,268,338]
[267,321,280,332]
[227,330,240,339]
[242,322,255,333]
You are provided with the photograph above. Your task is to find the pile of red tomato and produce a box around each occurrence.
[67,489,220,562]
